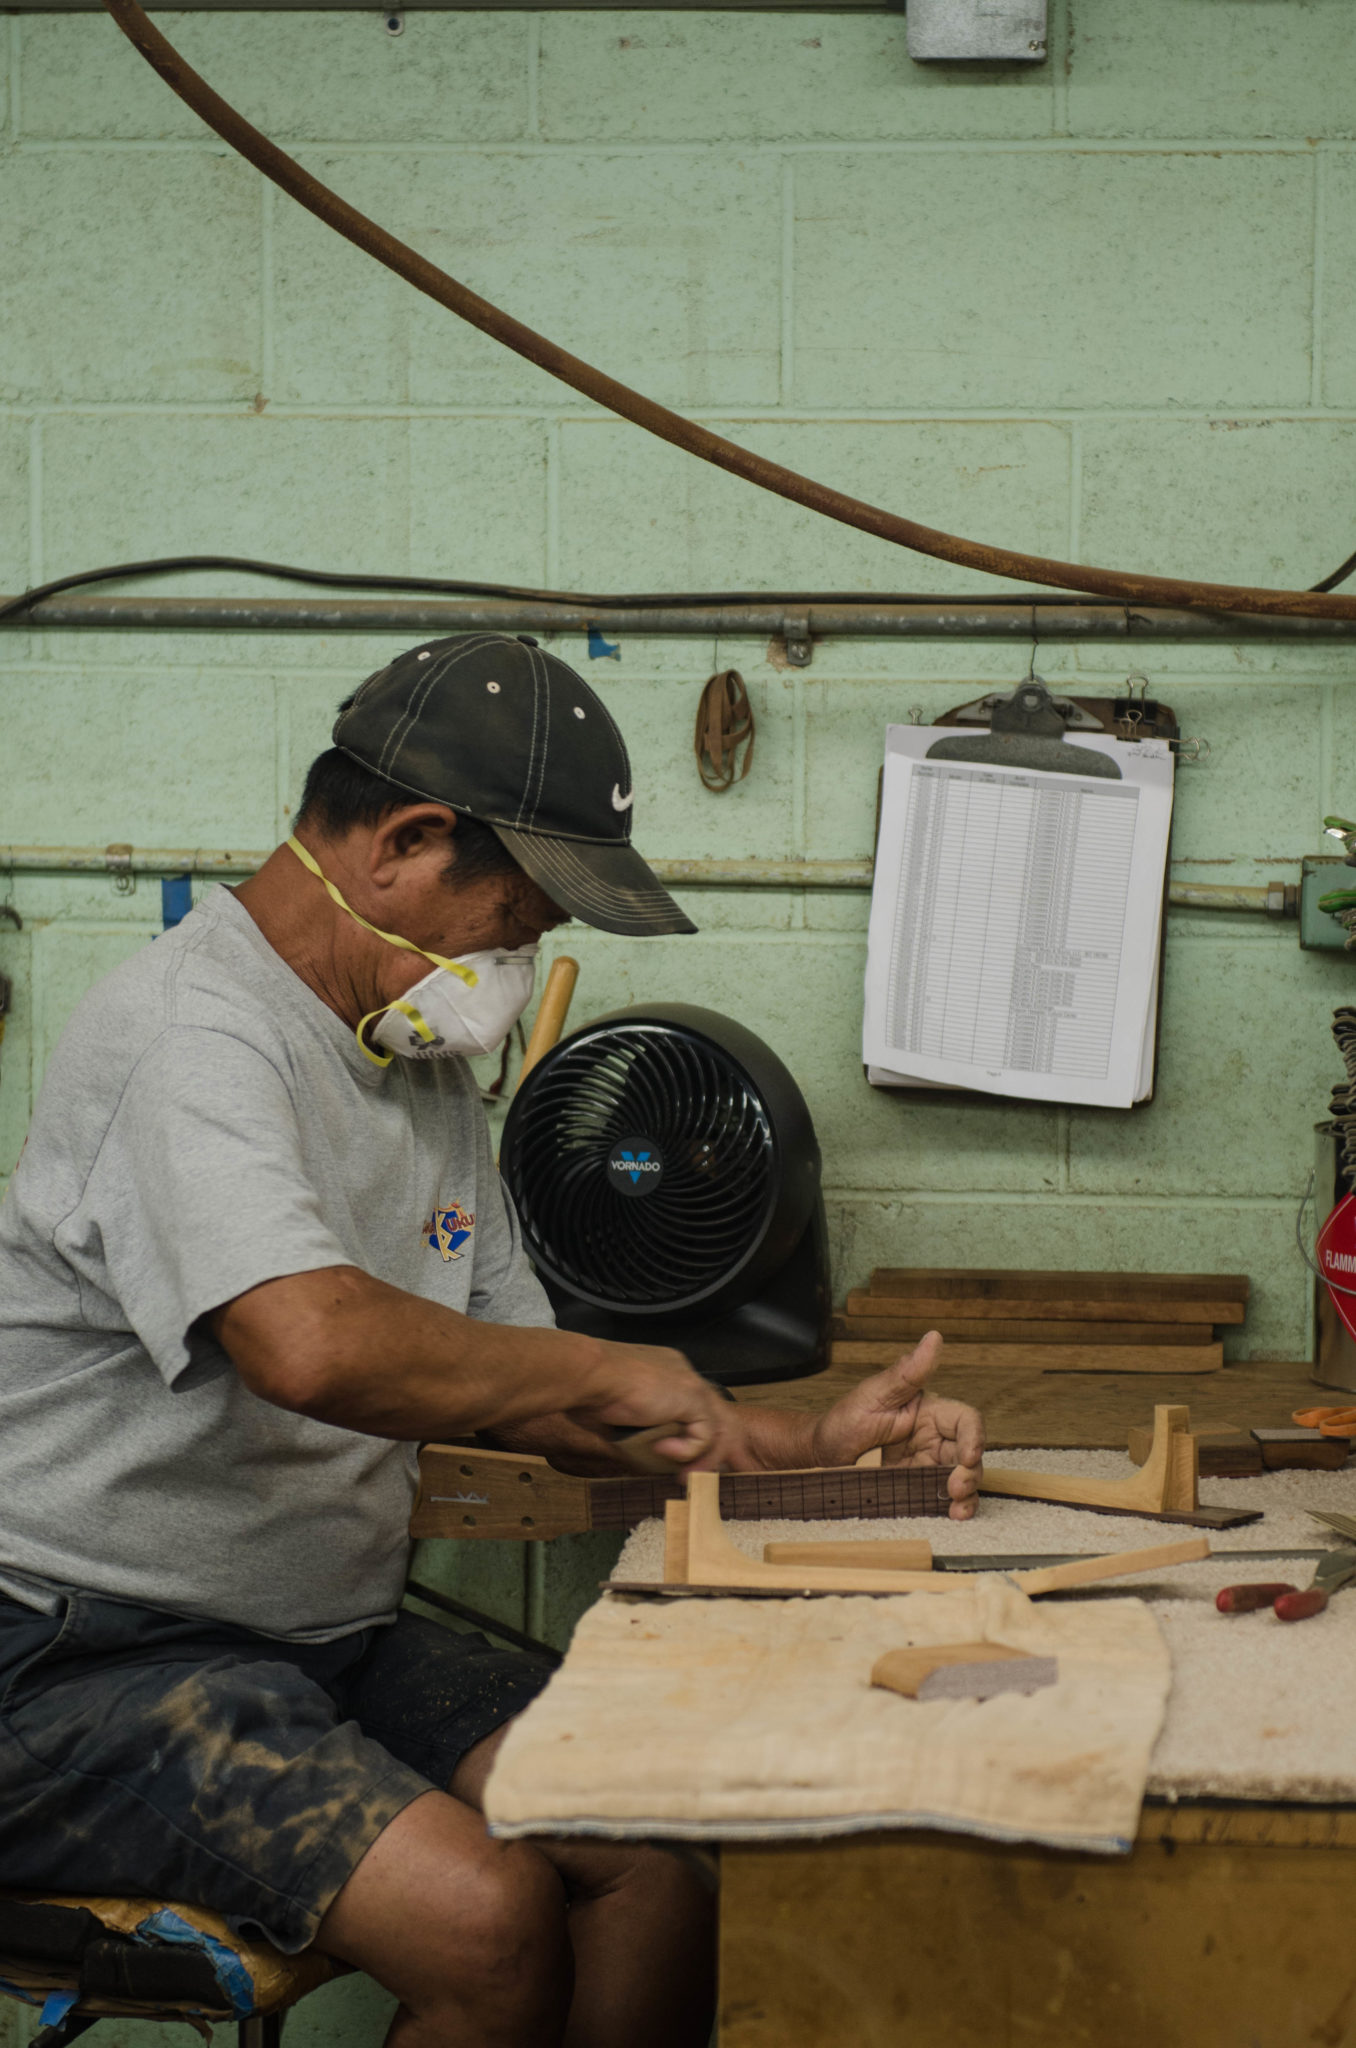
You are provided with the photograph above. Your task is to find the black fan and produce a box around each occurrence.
[499,1004,829,1386]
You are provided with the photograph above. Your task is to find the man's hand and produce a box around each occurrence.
[808,1332,984,1520]
[566,1341,743,1472]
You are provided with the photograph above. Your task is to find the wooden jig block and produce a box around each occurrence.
[871,1643,1058,1702]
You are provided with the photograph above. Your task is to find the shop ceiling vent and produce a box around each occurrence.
[500,1004,829,1387]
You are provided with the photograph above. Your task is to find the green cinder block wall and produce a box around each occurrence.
[3,2,1356,2035]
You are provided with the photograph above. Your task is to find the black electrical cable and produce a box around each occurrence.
[0,551,1263,624]
[1312,546,1356,595]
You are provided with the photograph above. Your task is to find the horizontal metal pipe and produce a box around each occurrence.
[4,594,1356,638]
[0,844,1289,911]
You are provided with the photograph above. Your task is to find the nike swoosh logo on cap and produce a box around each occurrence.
[611,785,635,812]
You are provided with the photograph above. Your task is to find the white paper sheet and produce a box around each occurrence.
[863,728,1173,1109]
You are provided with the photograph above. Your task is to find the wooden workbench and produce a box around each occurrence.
[736,1355,1324,1449]
[719,1804,1356,2047]
[722,1356,1354,2046]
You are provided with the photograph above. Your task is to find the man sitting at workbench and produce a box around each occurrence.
[0,634,983,2048]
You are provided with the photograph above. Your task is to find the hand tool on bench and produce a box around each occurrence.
[1217,1515,1356,1620]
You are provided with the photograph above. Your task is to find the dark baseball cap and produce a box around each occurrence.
[334,633,696,938]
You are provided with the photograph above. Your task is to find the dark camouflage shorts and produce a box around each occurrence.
[0,1584,553,1952]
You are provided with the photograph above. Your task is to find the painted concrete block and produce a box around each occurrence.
[1161,682,1323,870]
[793,153,1313,409]
[534,1531,626,1652]
[1320,155,1356,406]
[592,671,795,862]
[0,420,29,595]
[41,415,412,581]
[803,678,994,859]
[1079,420,1356,596]
[1070,931,1351,1199]
[557,418,1071,595]
[0,151,260,405]
[21,11,528,143]
[272,150,782,408]
[33,924,155,1077]
[0,666,278,848]
[0,927,33,1182]
[1067,0,1356,140]
[832,1196,1311,1360]
[411,1533,528,1633]
[538,13,1053,143]
[408,417,549,586]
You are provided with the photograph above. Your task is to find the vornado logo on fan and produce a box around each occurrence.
[606,1136,665,1198]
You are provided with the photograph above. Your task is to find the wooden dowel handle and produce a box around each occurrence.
[517,956,579,1090]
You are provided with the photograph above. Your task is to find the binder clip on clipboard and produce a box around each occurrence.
[862,680,1178,1111]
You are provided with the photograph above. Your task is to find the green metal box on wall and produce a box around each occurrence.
[1301,858,1355,954]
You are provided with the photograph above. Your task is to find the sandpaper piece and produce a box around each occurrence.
[871,1643,1059,1702]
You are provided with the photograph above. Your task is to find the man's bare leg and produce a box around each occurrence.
[315,1784,573,2048]
[455,1725,716,2048]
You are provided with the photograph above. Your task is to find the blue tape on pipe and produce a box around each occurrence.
[587,626,620,660]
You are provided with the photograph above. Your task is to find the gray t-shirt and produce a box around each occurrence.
[0,886,552,1640]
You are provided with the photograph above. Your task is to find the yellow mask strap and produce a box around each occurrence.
[354,996,440,1069]
[286,836,478,987]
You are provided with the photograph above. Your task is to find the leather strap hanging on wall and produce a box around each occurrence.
[102,0,1356,624]
[694,671,755,792]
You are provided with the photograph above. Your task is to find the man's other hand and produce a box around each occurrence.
[567,1341,744,1473]
[808,1332,984,1520]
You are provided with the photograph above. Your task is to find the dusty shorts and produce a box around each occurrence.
[0,1583,554,1953]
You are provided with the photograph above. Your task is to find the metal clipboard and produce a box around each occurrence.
[869,678,1178,1107]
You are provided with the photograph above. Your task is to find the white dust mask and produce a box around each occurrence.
[286,836,537,1067]
[367,948,538,1062]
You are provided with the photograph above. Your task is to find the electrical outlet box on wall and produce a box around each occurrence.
[1301,856,1355,954]
[906,0,1046,62]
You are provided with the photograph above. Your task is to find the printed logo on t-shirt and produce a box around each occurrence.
[423,1203,475,1262]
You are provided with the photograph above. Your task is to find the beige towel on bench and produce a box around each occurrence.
[485,1580,1170,1855]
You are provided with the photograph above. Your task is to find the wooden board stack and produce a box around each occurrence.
[832,1267,1249,1376]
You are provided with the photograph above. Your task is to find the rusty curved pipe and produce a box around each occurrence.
[102,0,1356,624]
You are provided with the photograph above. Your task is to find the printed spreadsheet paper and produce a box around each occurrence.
[863,728,1174,1109]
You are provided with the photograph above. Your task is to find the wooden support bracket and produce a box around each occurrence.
[980,1404,1198,1516]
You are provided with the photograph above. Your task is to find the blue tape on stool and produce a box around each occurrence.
[138,1908,256,2019]
[39,1988,79,2027]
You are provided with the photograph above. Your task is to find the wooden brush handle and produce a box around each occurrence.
[517,956,579,1088]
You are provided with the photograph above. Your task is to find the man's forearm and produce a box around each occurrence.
[730,1404,821,1470]
[215,1265,703,1446]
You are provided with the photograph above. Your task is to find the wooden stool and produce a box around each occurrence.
[0,1890,338,2045]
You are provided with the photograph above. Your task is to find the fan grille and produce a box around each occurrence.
[505,1022,777,1310]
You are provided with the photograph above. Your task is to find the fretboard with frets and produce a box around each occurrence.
[587,1466,952,1529]
[412,1445,953,1542]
